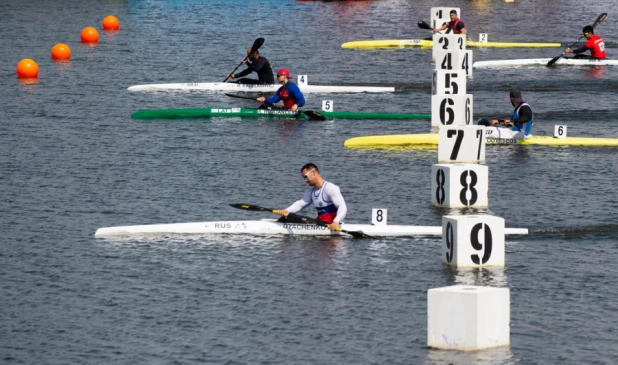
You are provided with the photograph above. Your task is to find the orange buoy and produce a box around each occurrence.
[102,15,120,30]
[81,27,99,43]
[51,43,71,60]
[16,59,39,78]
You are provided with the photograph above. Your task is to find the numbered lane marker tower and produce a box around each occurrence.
[431,164,488,208]
[431,94,473,127]
[438,126,485,163]
[434,49,473,78]
[442,215,505,267]
[428,285,510,350]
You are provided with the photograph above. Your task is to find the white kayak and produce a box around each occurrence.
[474,57,618,68]
[127,82,395,93]
[94,218,529,238]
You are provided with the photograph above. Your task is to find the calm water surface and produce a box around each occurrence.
[1,0,617,364]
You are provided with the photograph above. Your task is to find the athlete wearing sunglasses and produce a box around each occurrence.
[274,163,347,231]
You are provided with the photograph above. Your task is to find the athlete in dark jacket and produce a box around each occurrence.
[227,49,274,84]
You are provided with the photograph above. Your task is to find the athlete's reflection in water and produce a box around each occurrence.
[585,65,607,78]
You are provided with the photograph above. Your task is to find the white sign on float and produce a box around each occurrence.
[322,100,333,112]
[430,7,461,33]
[432,70,467,96]
[431,94,473,126]
[297,75,308,86]
[428,285,510,350]
[479,33,488,43]
[431,164,488,208]
[441,214,505,267]
[371,208,387,226]
[554,125,567,138]
[438,126,485,163]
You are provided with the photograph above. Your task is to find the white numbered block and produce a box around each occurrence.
[554,125,567,138]
[431,94,473,126]
[438,125,485,163]
[371,208,387,226]
[430,7,460,33]
[297,75,308,86]
[432,70,467,96]
[442,215,505,267]
[431,164,488,208]
[322,100,333,112]
[428,285,510,350]
[479,33,488,43]
[434,50,473,78]
[432,34,466,60]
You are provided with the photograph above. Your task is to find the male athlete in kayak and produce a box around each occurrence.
[275,163,347,231]
[564,25,606,59]
[478,89,534,140]
[227,48,275,84]
[433,10,466,35]
[256,68,305,111]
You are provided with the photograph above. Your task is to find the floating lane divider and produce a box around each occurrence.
[131,107,431,120]
[341,39,562,49]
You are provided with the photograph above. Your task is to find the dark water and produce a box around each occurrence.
[1,0,617,364]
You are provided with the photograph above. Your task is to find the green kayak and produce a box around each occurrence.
[131,107,430,120]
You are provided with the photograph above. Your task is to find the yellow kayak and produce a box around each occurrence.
[344,134,618,148]
[341,39,561,49]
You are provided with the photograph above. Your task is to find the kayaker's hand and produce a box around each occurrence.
[290,104,298,112]
[227,74,235,79]
[564,48,572,54]
[257,97,266,103]
[504,120,514,127]
[491,119,500,126]
[328,221,339,231]
[275,210,288,217]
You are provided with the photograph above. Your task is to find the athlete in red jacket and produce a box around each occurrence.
[564,25,606,59]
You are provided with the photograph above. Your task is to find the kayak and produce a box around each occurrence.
[341,39,562,49]
[94,218,529,238]
[131,107,431,120]
[127,82,395,93]
[344,134,618,148]
[474,58,618,68]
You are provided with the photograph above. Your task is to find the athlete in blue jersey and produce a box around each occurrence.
[479,89,534,140]
[275,163,347,231]
[256,68,305,111]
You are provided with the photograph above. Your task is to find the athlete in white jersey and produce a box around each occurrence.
[275,163,347,231]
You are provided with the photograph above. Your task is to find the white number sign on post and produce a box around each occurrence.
[431,94,473,126]
[322,100,333,112]
[432,34,466,60]
[438,126,485,163]
[297,75,308,86]
[442,215,505,267]
[478,33,488,43]
[371,208,388,226]
[554,125,567,138]
[431,164,489,208]
[434,50,472,78]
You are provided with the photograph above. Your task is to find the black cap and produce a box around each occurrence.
[510,89,523,103]
[582,25,594,34]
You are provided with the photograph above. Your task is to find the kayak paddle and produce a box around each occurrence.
[417,20,432,30]
[223,38,265,82]
[224,93,328,121]
[547,13,607,67]
[230,203,372,238]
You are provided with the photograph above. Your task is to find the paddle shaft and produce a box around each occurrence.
[229,203,371,238]
[547,13,606,66]
[223,38,265,82]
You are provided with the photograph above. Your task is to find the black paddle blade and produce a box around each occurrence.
[477,118,491,126]
[546,56,562,67]
[225,93,256,100]
[342,229,373,239]
[302,110,329,121]
[417,20,432,30]
[230,203,272,212]
[593,13,607,28]
[249,38,265,54]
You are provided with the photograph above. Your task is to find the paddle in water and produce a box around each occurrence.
[224,93,329,121]
[547,13,607,66]
[223,38,265,82]
[229,203,372,238]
